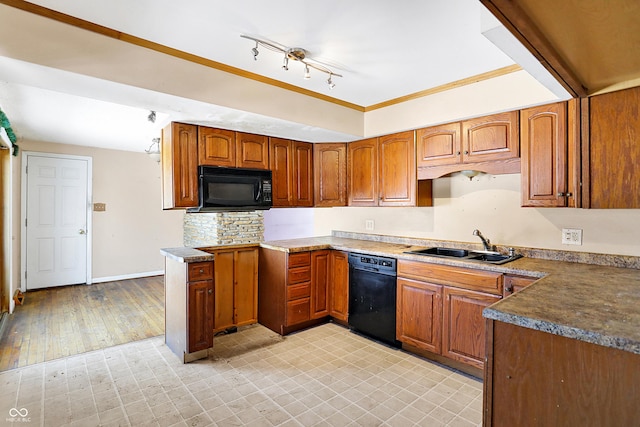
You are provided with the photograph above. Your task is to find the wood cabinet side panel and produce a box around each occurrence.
[164,259,187,356]
[488,321,640,426]
[163,122,198,209]
[589,86,640,208]
[258,248,287,334]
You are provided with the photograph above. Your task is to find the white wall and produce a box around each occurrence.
[12,140,184,288]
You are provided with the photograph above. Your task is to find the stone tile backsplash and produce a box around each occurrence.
[183,211,264,247]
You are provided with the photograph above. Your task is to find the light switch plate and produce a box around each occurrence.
[94,203,106,212]
[365,220,375,231]
[562,228,582,245]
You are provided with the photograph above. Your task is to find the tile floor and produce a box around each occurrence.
[0,323,482,426]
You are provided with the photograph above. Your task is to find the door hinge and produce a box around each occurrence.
[25,271,27,279]
[25,218,27,227]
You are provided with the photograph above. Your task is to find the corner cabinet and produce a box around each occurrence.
[521,100,581,207]
[348,132,432,207]
[161,122,199,209]
[164,258,214,362]
[258,248,335,335]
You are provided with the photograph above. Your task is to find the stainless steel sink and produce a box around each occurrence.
[406,247,469,258]
[404,247,522,265]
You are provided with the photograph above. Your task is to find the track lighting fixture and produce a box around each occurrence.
[241,34,342,89]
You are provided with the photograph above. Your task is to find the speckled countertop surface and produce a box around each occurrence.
[160,247,215,263]
[261,233,640,355]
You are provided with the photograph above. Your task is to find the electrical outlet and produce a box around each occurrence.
[365,219,375,231]
[561,228,582,245]
[93,203,106,212]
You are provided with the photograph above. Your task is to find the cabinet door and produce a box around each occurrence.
[236,132,269,170]
[588,86,640,208]
[329,250,349,321]
[397,278,442,353]
[521,102,569,207]
[379,131,416,206]
[198,127,236,167]
[270,138,294,207]
[462,111,519,163]
[162,122,198,209]
[188,280,213,352]
[235,248,258,326]
[293,141,314,207]
[443,286,500,369]
[416,123,462,167]
[314,143,347,207]
[213,251,235,332]
[348,138,378,206]
[310,250,330,319]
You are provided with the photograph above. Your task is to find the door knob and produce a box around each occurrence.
[79,229,86,235]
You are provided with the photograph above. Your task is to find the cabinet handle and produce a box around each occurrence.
[464,151,469,155]
[208,289,213,295]
[506,285,513,293]
[557,192,573,197]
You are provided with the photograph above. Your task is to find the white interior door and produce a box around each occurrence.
[25,154,90,290]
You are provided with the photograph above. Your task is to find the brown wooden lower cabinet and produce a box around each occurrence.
[207,247,258,333]
[442,287,500,369]
[259,248,348,334]
[484,320,640,426]
[165,258,215,362]
[396,259,502,373]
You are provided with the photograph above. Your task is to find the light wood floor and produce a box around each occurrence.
[0,276,164,372]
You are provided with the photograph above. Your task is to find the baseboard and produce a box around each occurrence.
[92,270,164,284]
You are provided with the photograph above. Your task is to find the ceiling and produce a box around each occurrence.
[0,0,605,154]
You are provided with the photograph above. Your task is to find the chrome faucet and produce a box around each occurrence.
[473,229,492,251]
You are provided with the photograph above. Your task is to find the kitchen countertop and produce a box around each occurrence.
[260,235,640,355]
[160,247,215,263]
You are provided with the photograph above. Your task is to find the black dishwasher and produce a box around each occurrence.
[348,253,400,348]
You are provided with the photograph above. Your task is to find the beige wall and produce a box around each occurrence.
[12,140,183,290]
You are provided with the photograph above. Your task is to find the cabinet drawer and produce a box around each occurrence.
[188,262,213,282]
[398,260,503,295]
[286,298,310,326]
[287,282,311,301]
[288,266,311,284]
[504,274,538,296]
[288,252,311,268]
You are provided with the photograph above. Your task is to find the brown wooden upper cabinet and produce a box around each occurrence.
[270,138,314,207]
[314,143,347,207]
[198,127,269,169]
[587,86,640,208]
[348,131,432,207]
[520,100,580,207]
[161,122,199,209]
[416,112,520,179]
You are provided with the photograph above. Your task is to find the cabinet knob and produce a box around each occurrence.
[199,269,204,273]
[464,150,469,155]
[456,151,461,155]
[208,289,213,295]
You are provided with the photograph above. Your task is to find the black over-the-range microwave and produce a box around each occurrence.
[187,166,272,212]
